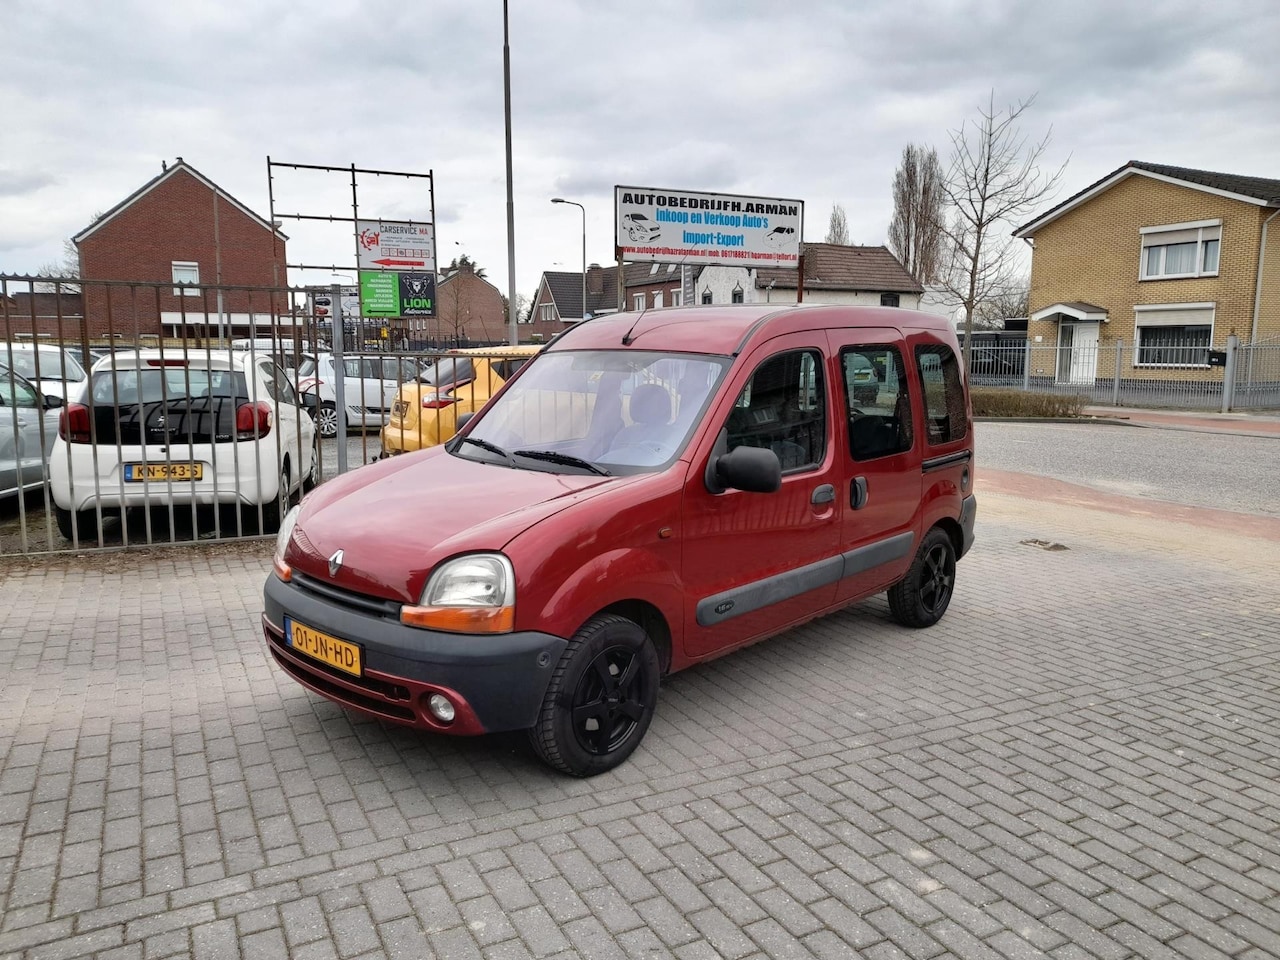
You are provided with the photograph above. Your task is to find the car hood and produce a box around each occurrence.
[286,447,616,603]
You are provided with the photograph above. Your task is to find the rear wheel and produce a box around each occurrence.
[262,463,290,531]
[529,615,659,777]
[303,433,320,491]
[55,507,98,542]
[888,527,957,628]
[314,402,339,439]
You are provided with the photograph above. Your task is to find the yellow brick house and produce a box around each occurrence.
[1014,162,1280,391]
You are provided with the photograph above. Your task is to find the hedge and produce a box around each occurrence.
[971,387,1088,419]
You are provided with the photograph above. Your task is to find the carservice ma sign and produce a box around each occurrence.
[615,186,803,267]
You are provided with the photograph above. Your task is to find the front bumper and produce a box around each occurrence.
[262,573,566,735]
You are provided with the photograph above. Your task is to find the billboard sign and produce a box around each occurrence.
[356,219,437,318]
[615,186,803,267]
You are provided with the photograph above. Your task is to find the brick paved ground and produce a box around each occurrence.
[2,481,1279,959]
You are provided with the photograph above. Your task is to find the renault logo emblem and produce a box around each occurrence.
[328,549,344,577]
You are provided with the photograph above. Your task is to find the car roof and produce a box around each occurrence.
[547,304,956,356]
[437,345,544,358]
[96,349,245,370]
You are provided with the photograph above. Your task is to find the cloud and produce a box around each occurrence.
[0,171,57,198]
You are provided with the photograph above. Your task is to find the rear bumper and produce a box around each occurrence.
[262,573,566,734]
[959,494,977,558]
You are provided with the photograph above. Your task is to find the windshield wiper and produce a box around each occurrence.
[456,436,515,466]
[514,449,611,476]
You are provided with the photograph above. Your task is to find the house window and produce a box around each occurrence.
[731,284,744,304]
[633,294,645,311]
[880,293,900,308]
[539,303,556,322]
[1134,303,1214,367]
[701,289,712,305]
[172,261,199,296]
[1140,221,1221,280]
[672,288,682,307]
[653,291,664,309]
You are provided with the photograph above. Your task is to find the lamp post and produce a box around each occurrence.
[551,198,586,322]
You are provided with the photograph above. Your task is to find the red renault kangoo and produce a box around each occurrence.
[264,304,976,776]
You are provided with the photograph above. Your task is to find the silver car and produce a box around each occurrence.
[1,343,88,401]
[1,366,61,499]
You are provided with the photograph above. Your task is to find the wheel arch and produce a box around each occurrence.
[932,516,963,559]
[590,599,673,675]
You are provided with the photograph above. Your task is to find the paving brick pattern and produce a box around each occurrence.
[1,495,1278,959]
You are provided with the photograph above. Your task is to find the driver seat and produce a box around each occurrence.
[610,384,673,449]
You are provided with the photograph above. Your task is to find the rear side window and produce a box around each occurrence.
[915,345,967,445]
[726,349,825,472]
[842,347,912,461]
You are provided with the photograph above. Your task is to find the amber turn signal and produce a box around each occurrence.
[273,556,292,582]
[400,604,514,634]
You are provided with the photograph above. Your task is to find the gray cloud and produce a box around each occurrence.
[2,0,1278,294]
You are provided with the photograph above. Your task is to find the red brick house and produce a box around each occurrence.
[74,160,288,341]
[432,259,508,345]
[524,262,685,342]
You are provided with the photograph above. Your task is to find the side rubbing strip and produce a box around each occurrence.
[697,556,844,626]
[922,450,972,473]
[841,531,915,578]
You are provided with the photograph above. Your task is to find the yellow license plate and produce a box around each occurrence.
[285,618,363,677]
[124,463,204,481]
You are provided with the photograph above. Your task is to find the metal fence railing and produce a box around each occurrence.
[1,274,534,557]
[965,336,1280,411]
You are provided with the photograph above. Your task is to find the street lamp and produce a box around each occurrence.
[551,198,586,322]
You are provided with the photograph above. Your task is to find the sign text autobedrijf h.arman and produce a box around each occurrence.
[615,187,804,267]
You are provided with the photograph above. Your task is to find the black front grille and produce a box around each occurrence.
[292,572,402,619]
[269,643,416,722]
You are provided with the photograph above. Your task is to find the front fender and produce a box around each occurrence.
[527,546,684,647]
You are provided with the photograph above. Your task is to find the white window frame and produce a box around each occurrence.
[172,261,200,296]
[539,303,556,322]
[1138,220,1221,281]
[652,290,664,309]
[671,288,682,308]
[633,293,645,311]
[1133,302,1215,369]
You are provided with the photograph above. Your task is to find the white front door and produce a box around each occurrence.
[1057,322,1099,385]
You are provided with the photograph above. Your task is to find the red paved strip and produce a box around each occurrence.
[979,468,1280,542]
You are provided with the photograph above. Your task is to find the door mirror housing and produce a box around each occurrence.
[707,443,781,494]
[42,393,64,409]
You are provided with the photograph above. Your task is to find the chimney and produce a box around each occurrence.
[586,263,604,295]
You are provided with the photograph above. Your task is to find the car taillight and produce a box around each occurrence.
[235,401,273,440]
[59,403,92,443]
[421,396,458,409]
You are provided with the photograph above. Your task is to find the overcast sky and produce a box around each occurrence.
[3,0,1278,300]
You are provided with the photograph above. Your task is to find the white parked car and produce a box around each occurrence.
[48,349,317,541]
[295,352,423,438]
[1,367,62,499]
[2,342,88,401]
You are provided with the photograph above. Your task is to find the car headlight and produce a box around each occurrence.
[400,553,515,633]
[273,505,301,581]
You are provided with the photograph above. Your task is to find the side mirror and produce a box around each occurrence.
[705,439,781,495]
[455,411,475,431]
[42,393,64,409]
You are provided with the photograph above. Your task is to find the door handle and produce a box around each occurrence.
[850,476,868,509]
[810,483,835,505]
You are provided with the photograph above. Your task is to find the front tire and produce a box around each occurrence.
[888,527,957,628]
[529,615,659,777]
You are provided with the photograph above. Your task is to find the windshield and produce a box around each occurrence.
[2,347,85,382]
[459,349,729,475]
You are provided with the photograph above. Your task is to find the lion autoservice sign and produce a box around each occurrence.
[615,186,803,267]
[356,219,437,318]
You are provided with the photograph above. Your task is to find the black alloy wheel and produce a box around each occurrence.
[888,527,957,628]
[530,614,659,776]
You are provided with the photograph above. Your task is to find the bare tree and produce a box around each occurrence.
[887,145,945,284]
[34,239,82,292]
[825,203,850,245]
[938,93,1066,367]
[975,275,1030,328]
